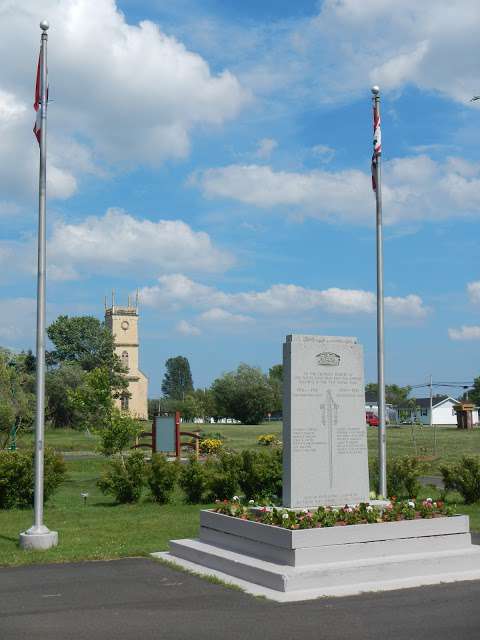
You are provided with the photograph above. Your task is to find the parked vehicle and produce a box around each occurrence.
[366,412,379,427]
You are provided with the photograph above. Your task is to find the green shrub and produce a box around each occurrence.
[178,456,207,504]
[98,450,146,504]
[148,453,179,504]
[238,448,282,502]
[440,456,480,504]
[369,455,424,498]
[98,409,141,456]
[205,451,241,501]
[0,448,66,509]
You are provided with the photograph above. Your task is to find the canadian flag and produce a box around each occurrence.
[33,54,41,143]
[33,52,48,144]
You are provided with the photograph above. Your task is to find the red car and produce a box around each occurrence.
[366,412,379,426]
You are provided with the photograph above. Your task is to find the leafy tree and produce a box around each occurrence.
[268,364,283,413]
[68,366,117,433]
[98,409,140,457]
[365,382,411,408]
[211,364,275,425]
[269,364,283,382]
[47,315,120,373]
[46,363,85,429]
[148,398,160,420]
[192,388,217,421]
[0,349,35,450]
[161,356,193,400]
[465,376,480,406]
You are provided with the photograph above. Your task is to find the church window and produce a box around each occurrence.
[121,394,129,411]
[121,350,129,371]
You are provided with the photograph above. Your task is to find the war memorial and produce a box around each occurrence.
[157,335,480,602]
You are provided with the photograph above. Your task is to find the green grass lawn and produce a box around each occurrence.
[0,457,212,567]
[2,422,480,568]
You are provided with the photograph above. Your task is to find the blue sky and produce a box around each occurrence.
[1,0,479,396]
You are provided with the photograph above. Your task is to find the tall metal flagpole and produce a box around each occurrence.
[371,85,387,498]
[20,20,58,551]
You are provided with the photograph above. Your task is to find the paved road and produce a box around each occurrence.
[2,549,480,640]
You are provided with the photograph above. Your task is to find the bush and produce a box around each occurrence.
[0,448,66,509]
[98,450,146,504]
[440,456,480,504]
[148,453,179,503]
[257,434,279,446]
[238,448,282,502]
[205,451,241,501]
[179,456,207,503]
[369,455,424,498]
[99,409,141,457]
[199,438,223,456]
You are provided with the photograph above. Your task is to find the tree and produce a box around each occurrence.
[365,382,411,408]
[268,364,283,413]
[47,315,128,410]
[192,388,217,421]
[68,366,116,433]
[465,376,480,406]
[161,356,193,400]
[47,315,119,373]
[46,363,85,429]
[211,364,274,425]
[0,349,35,449]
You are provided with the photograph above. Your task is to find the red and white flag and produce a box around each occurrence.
[33,51,48,144]
[371,103,381,191]
[33,53,41,143]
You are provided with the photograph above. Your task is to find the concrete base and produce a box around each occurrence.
[156,510,480,602]
[19,526,58,551]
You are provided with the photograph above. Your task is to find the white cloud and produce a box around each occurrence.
[192,156,480,225]
[0,0,249,205]
[0,90,80,204]
[384,295,428,319]
[198,307,254,325]
[467,281,480,304]
[140,274,428,319]
[311,145,335,163]
[234,0,480,105]
[255,138,278,159]
[448,326,480,341]
[0,298,37,343]
[0,209,233,281]
[176,320,201,336]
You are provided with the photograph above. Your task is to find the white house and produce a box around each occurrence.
[407,395,479,426]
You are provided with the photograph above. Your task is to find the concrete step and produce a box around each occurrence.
[169,537,480,594]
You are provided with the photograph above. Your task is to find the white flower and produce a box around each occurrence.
[408,501,415,508]
[366,505,373,512]
[232,496,240,502]
[248,499,255,505]
[302,508,309,514]
[426,497,433,503]
[333,508,339,515]
[282,513,289,520]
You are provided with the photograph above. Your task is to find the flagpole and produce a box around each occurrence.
[372,85,387,498]
[20,20,58,551]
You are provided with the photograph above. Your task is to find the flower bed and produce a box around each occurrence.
[213,497,455,530]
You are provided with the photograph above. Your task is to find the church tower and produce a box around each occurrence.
[104,292,148,420]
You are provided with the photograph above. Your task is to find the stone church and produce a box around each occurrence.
[104,294,148,420]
